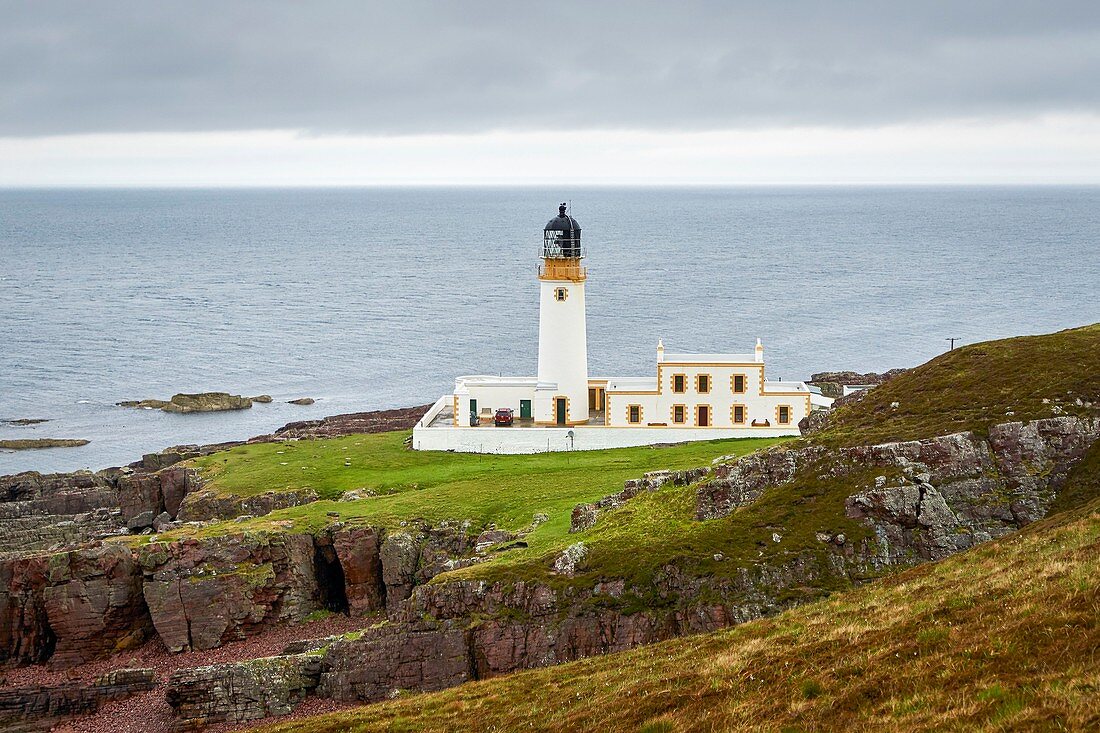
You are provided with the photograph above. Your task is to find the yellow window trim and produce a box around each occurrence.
[627,404,644,424]
[695,373,712,394]
[694,404,713,427]
[776,404,792,425]
[671,404,687,424]
[671,373,687,394]
[731,403,747,425]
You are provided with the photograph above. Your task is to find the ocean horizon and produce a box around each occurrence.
[2,184,1098,474]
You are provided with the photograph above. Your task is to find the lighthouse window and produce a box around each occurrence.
[732,374,746,394]
[628,405,642,424]
[555,287,568,302]
[672,374,686,393]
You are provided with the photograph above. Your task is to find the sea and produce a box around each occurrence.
[1,186,1098,474]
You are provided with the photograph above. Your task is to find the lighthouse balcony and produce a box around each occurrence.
[538,258,587,281]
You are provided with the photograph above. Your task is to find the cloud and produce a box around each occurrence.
[1,1,1099,137]
[4,116,1099,186]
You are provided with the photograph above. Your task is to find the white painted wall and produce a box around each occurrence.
[412,423,797,454]
[536,277,589,423]
[463,382,537,416]
[606,362,810,429]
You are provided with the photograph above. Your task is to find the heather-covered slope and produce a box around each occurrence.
[812,323,1100,446]
[258,496,1100,733]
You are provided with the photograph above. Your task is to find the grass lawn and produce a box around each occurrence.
[171,434,788,583]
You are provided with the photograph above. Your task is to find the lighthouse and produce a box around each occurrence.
[415,202,816,453]
[534,203,589,425]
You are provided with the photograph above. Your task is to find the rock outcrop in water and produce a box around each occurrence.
[0,439,89,450]
[118,392,252,413]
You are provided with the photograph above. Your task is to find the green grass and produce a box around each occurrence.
[175,433,886,594]
[166,436,786,580]
[446,454,884,594]
[192,432,778,506]
[254,497,1100,733]
[813,323,1100,447]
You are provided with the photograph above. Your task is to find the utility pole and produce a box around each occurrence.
[946,337,961,350]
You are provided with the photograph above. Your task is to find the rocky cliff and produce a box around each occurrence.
[155,415,1100,727]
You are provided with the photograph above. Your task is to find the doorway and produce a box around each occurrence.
[555,398,567,426]
[519,400,532,420]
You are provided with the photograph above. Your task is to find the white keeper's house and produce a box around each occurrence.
[413,204,825,453]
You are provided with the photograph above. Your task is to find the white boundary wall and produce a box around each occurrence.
[417,395,451,427]
[412,423,798,454]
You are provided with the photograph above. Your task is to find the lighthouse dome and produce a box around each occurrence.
[545,203,581,234]
[543,203,582,259]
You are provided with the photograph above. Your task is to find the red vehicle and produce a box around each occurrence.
[494,408,514,427]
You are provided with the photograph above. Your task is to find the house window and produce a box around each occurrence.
[672,405,686,424]
[732,404,746,424]
[732,374,746,394]
[628,405,642,424]
[696,405,711,427]
[555,287,568,302]
[778,405,791,425]
[696,374,711,394]
[672,374,686,393]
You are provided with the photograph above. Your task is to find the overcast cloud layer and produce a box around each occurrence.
[3,1,1100,137]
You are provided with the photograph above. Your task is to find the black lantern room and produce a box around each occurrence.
[543,203,582,259]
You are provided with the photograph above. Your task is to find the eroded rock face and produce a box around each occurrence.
[117,466,197,526]
[329,526,384,615]
[167,655,323,726]
[798,409,831,436]
[0,555,52,665]
[319,620,471,701]
[42,544,152,667]
[139,532,320,652]
[166,621,469,726]
[379,532,419,610]
[694,418,1100,566]
[0,544,151,668]
[695,447,812,520]
[842,417,1100,565]
[0,471,119,518]
[0,463,200,557]
[0,668,156,731]
[175,487,318,523]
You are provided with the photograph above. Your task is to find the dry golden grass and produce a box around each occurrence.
[257,500,1100,733]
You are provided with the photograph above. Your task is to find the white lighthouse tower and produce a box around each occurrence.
[534,203,589,426]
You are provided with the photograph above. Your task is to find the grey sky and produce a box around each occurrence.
[3,1,1099,137]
